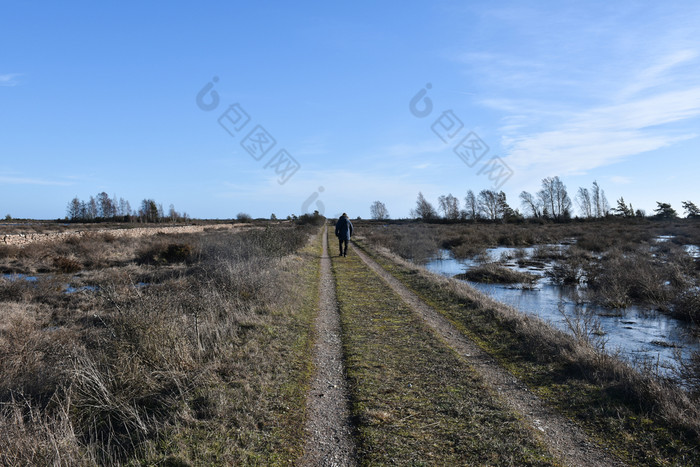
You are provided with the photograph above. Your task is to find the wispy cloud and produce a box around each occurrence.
[500,69,700,176]
[0,73,21,87]
[385,140,450,158]
[470,47,700,177]
[609,175,632,185]
[453,4,700,180]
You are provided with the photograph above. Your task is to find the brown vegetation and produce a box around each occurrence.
[456,263,538,285]
[0,223,320,464]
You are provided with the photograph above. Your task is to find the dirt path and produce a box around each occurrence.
[351,243,625,467]
[300,226,356,466]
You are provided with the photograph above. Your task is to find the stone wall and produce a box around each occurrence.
[2,224,238,247]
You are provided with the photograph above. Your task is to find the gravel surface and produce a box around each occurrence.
[300,227,356,466]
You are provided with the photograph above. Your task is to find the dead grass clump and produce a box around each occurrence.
[672,288,700,322]
[0,303,76,405]
[0,277,34,301]
[53,256,82,273]
[0,395,91,466]
[360,224,440,263]
[451,242,487,260]
[0,244,20,259]
[138,242,194,265]
[586,248,686,308]
[676,351,700,400]
[456,263,538,285]
[546,248,592,285]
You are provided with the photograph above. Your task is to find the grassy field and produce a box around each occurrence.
[0,223,321,465]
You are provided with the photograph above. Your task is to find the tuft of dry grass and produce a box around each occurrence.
[456,263,538,285]
[53,256,82,273]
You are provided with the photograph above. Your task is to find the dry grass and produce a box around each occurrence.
[0,223,320,464]
[457,263,538,285]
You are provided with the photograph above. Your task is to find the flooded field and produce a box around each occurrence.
[426,245,700,376]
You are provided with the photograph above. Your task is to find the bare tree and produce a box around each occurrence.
[370,201,390,220]
[438,194,460,220]
[538,176,571,220]
[478,189,501,220]
[464,190,478,220]
[67,197,81,220]
[168,204,179,222]
[519,191,541,218]
[87,196,98,220]
[591,181,609,218]
[97,192,114,218]
[576,187,592,218]
[411,192,437,220]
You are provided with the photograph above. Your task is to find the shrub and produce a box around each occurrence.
[53,256,82,273]
[296,212,325,226]
[546,248,591,285]
[456,263,538,285]
[672,288,700,322]
[138,242,194,265]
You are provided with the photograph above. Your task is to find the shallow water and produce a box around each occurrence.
[2,273,38,282]
[425,248,699,375]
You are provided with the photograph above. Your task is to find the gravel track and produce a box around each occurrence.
[300,227,356,466]
[352,242,625,467]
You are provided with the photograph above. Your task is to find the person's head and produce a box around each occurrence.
[342,213,348,218]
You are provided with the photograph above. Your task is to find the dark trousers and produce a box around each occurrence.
[339,238,349,256]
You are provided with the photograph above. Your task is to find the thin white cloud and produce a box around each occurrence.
[617,49,698,100]
[609,175,632,185]
[385,140,450,158]
[0,73,21,86]
[492,49,700,177]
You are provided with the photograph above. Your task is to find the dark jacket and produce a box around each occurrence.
[335,216,353,240]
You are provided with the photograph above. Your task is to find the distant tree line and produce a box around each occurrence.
[66,192,189,223]
[369,175,699,222]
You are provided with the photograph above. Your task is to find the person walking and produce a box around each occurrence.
[335,213,353,257]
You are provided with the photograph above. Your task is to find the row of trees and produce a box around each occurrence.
[370,176,699,221]
[66,193,189,223]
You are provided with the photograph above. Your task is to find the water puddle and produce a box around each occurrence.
[426,248,699,376]
[64,285,99,294]
[2,273,38,282]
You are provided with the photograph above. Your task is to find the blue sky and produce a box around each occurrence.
[2,1,700,219]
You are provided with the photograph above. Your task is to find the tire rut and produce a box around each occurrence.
[351,242,625,467]
[300,227,356,467]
